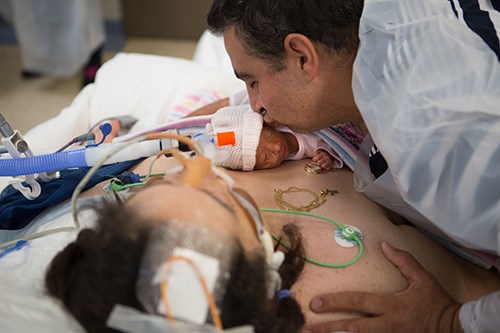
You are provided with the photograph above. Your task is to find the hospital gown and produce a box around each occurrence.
[352,0,500,331]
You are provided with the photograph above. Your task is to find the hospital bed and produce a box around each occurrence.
[0,33,244,332]
[1,28,497,332]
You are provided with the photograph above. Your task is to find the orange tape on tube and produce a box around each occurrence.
[216,131,236,146]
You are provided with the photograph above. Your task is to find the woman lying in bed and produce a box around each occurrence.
[45,146,500,333]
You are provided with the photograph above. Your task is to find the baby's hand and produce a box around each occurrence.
[312,150,334,171]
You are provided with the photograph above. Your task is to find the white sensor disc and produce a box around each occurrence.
[334,225,363,248]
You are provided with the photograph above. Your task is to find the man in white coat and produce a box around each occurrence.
[206,0,500,332]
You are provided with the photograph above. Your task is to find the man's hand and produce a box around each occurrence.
[301,242,464,333]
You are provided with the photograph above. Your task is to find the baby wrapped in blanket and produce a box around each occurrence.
[209,106,343,171]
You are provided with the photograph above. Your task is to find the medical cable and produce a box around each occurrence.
[0,135,164,249]
[70,133,202,229]
[0,216,81,249]
[113,114,211,143]
[70,135,148,228]
[55,132,96,153]
[99,163,363,268]
[105,172,165,192]
[0,133,182,177]
[0,240,28,259]
[0,118,210,179]
[87,115,138,135]
[0,131,204,249]
[0,113,14,137]
[0,139,223,250]
[0,136,154,250]
[160,255,223,330]
[56,122,113,153]
[261,208,364,268]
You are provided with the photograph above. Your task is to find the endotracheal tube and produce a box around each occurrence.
[0,133,185,177]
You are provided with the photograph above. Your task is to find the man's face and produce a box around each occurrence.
[223,26,361,133]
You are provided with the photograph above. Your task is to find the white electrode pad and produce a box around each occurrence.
[152,247,220,325]
[334,225,363,248]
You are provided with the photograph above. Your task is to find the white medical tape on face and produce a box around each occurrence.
[153,247,220,326]
[224,182,283,299]
[260,230,275,266]
[266,250,285,299]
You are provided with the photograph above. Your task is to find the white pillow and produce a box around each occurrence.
[90,52,244,133]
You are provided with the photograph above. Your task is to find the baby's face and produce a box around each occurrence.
[254,126,290,169]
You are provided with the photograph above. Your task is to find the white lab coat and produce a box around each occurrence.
[352,0,500,331]
[9,0,105,77]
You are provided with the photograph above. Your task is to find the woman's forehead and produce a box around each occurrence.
[126,169,266,253]
[134,169,229,201]
[126,180,237,226]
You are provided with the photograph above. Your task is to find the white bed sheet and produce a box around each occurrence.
[0,51,243,332]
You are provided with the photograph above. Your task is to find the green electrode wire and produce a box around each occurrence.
[260,208,364,268]
[107,173,165,192]
[107,175,364,267]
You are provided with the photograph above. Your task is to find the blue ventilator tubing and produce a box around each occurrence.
[0,140,169,177]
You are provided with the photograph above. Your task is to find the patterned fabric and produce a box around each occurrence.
[165,89,226,123]
[316,122,365,171]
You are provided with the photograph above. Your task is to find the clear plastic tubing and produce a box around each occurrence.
[0,140,165,177]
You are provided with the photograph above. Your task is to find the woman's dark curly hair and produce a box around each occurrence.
[45,200,306,333]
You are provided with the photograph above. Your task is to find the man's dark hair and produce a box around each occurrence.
[207,0,364,71]
[45,200,306,333]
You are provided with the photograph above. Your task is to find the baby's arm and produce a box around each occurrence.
[186,90,248,117]
[312,149,335,171]
[295,132,343,171]
[185,98,230,117]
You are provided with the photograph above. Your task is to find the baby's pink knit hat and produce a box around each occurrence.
[208,105,263,170]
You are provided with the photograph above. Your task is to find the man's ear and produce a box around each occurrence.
[283,33,319,80]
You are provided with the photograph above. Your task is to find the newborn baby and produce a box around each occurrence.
[208,106,342,171]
